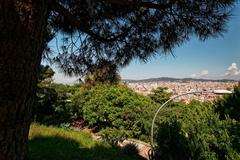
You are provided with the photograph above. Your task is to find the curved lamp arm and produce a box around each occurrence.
[150,90,232,146]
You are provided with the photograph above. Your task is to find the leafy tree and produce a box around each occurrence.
[214,82,240,121]
[83,60,121,88]
[34,65,80,124]
[37,65,55,83]
[50,83,80,124]
[153,102,240,160]
[0,0,236,159]
[71,84,157,143]
[148,87,173,104]
[33,65,57,121]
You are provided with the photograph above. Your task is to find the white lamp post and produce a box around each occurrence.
[150,89,232,147]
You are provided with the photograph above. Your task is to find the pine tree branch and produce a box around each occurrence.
[50,0,131,43]
[102,0,171,10]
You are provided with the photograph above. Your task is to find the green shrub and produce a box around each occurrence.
[148,87,172,104]
[71,84,157,142]
[34,65,81,125]
[153,102,240,160]
[100,127,127,145]
[33,65,57,121]
[34,86,57,121]
[68,88,88,119]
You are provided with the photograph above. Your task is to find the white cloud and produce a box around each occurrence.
[224,63,240,76]
[191,70,209,78]
[191,74,197,77]
[200,70,209,76]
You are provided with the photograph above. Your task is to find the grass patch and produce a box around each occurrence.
[28,123,145,160]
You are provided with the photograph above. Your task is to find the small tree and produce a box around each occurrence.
[83,60,121,88]
[34,65,79,124]
[148,87,173,104]
[34,65,57,121]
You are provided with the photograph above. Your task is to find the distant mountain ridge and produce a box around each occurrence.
[123,77,237,83]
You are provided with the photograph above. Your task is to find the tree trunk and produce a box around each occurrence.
[0,0,48,159]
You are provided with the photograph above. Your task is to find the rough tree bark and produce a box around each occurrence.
[0,0,48,159]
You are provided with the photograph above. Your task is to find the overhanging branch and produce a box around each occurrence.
[50,0,131,43]
[102,0,169,10]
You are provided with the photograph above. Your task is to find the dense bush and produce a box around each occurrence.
[100,127,127,145]
[148,87,172,104]
[34,85,58,121]
[34,65,80,124]
[34,83,80,124]
[68,88,88,119]
[52,84,80,122]
[153,101,240,160]
[33,65,57,121]
[214,82,240,121]
[71,84,157,143]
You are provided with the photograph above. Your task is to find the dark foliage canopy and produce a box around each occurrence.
[44,0,235,75]
[83,60,121,88]
[37,65,55,82]
[149,87,173,104]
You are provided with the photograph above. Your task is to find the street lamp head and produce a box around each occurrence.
[213,89,233,94]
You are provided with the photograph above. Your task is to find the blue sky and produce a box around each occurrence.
[53,5,240,84]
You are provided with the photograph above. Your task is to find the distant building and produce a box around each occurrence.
[127,80,237,102]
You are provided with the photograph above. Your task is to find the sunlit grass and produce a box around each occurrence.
[28,123,145,160]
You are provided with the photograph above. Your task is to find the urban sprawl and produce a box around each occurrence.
[126,80,238,103]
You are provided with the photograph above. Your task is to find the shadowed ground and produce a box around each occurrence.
[28,124,145,160]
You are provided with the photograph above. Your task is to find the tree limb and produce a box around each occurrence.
[50,0,131,43]
[102,0,169,10]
